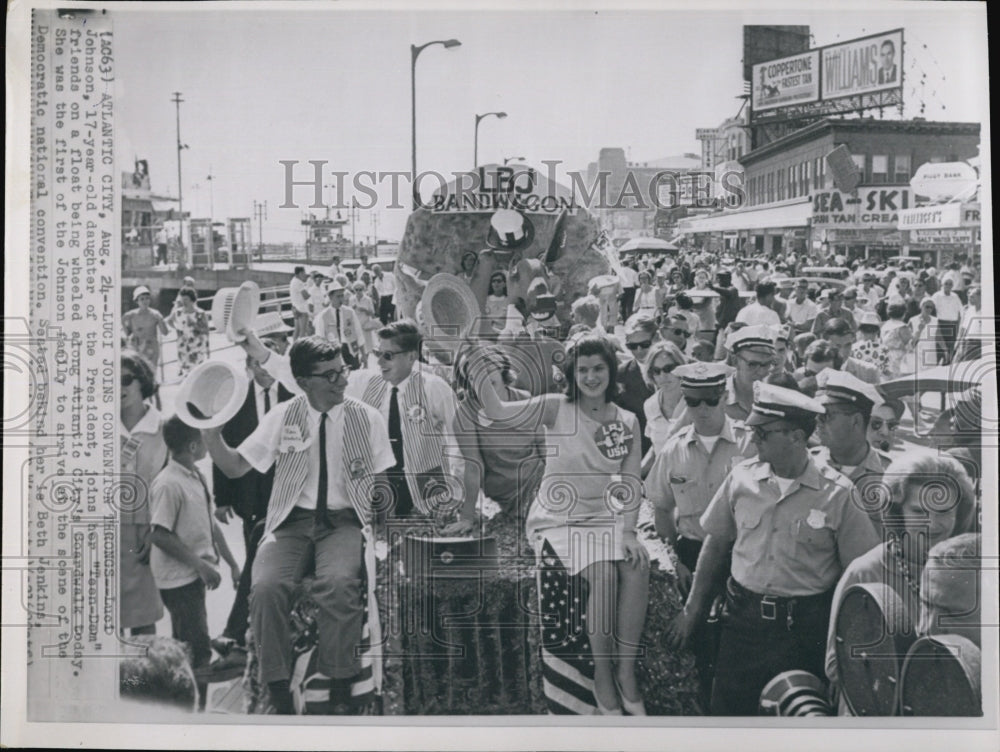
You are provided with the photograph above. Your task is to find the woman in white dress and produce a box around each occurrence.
[906,297,939,372]
[479,335,649,715]
[632,271,659,317]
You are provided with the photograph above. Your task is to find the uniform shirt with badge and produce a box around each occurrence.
[700,457,880,597]
[237,399,395,512]
[646,417,755,542]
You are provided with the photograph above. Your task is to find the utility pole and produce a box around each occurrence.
[253,200,267,260]
[206,166,215,221]
[371,211,379,246]
[172,92,189,267]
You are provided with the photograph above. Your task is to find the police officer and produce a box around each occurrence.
[671,324,776,430]
[666,382,879,715]
[647,361,754,708]
[811,369,889,535]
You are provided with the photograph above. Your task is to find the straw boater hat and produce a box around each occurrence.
[210,281,261,343]
[486,209,535,250]
[132,285,151,301]
[420,272,482,345]
[253,311,293,337]
[175,359,248,429]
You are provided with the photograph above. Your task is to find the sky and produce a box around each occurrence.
[112,2,989,245]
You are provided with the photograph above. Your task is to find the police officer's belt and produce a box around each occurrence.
[728,578,832,624]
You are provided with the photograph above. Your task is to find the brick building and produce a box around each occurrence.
[679,118,980,261]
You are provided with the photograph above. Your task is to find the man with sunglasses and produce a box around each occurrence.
[659,313,692,353]
[671,325,776,435]
[647,362,755,708]
[345,319,464,529]
[810,369,889,535]
[203,336,395,714]
[666,382,879,715]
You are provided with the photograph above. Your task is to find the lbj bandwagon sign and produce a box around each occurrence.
[752,51,820,112]
[812,186,911,227]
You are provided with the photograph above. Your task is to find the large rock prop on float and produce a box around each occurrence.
[395,171,615,328]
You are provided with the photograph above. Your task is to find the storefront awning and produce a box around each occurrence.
[677,199,812,234]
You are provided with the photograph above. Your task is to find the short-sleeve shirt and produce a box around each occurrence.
[238,399,394,511]
[646,418,754,541]
[700,457,879,597]
[150,459,217,589]
[289,276,310,313]
[735,302,781,327]
[786,298,819,327]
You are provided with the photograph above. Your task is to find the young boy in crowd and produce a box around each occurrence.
[150,416,241,706]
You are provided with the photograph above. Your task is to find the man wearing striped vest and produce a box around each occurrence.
[345,320,467,532]
[203,336,394,714]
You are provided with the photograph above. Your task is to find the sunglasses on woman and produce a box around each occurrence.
[870,418,900,431]
[121,373,138,387]
[648,363,678,377]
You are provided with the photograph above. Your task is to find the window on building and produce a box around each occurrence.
[767,172,774,203]
[871,155,889,184]
[788,166,796,198]
[852,153,867,182]
[777,169,785,201]
[894,154,911,182]
[805,161,812,194]
[800,162,808,196]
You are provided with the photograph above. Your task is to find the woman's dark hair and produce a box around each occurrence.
[121,349,157,400]
[177,286,197,303]
[288,335,344,380]
[886,302,906,320]
[454,343,515,401]
[562,334,619,404]
[859,323,881,335]
[674,292,693,310]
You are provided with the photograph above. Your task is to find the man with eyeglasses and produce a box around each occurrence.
[345,319,465,531]
[666,382,879,715]
[672,325,775,435]
[202,336,394,715]
[810,369,889,535]
[647,362,755,708]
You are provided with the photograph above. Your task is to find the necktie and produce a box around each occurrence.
[389,387,404,468]
[316,412,329,526]
[263,385,271,413]
[336,307,341,338]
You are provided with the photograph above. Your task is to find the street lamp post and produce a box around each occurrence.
[172,92,190,267]
[411,38,462,210]
[474,111,507,169]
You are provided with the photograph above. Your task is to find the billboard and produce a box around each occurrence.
[742,25,811,82]
[752,51,820,112]
[821,29,904,101]
[749,28,903,120]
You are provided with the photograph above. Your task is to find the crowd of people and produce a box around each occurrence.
[118,241,984,716]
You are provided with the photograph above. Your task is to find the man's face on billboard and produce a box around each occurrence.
[881,42,895,68]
